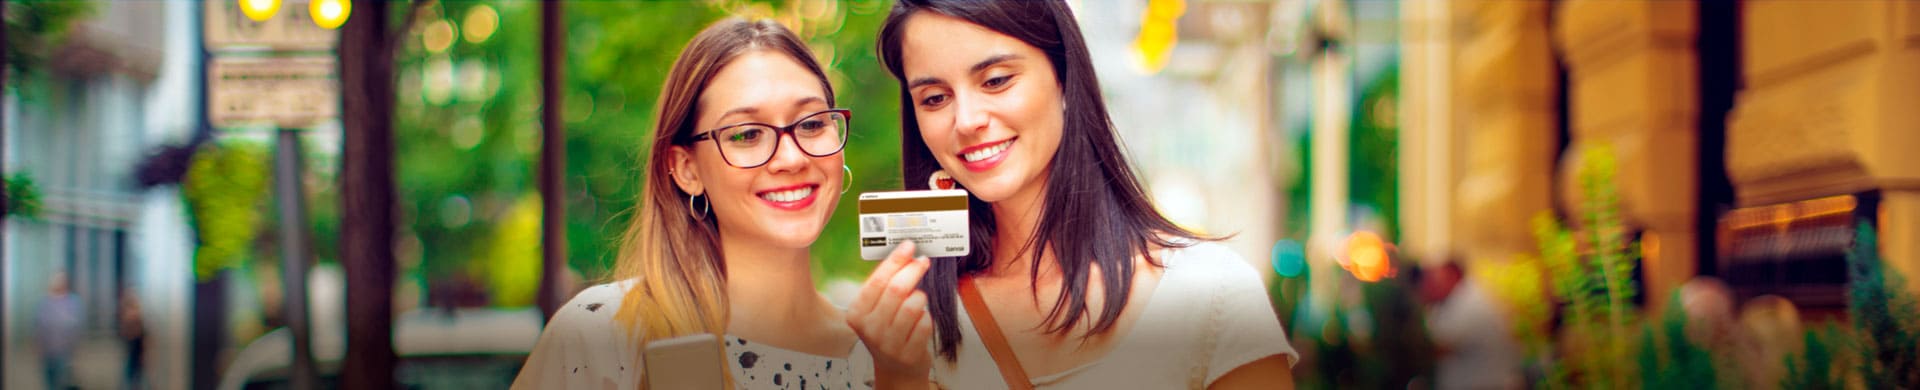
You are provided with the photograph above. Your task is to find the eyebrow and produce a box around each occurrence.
[713,96,829,125]
[905,53,1023,90]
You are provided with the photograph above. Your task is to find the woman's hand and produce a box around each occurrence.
[846,241,936,388]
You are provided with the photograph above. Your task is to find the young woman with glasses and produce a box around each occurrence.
[515,18,872,389]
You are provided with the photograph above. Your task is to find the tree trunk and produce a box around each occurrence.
[537,0,568,322]
[1,0,10,347]
[191,272,227,390]
[338,1,397,388]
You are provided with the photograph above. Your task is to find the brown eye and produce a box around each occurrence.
[983,75,1012,89]
[919,93,949,108]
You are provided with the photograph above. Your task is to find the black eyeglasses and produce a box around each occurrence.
[687,109,851,168]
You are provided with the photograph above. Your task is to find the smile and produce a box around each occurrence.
[755,184,819,210]
[957,138,1016,172]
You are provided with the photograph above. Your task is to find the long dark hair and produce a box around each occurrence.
[878,0,1214,361]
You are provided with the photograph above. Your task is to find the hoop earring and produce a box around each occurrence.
[843,165,853,194]
[928,169,958,191]
[688,193,709,220]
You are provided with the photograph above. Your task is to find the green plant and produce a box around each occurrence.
[1843,221,1920,388]
[1782,323,1852,390]
[1532,144,1641,389]
[1638,293,1716,388]
[182,141,272,281]
[4,172,42,219]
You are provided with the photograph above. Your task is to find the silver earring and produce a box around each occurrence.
[843,165,853,194]
[688,193,709,220]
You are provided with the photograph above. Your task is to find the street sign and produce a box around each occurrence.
[209,56,338,128]
[204,0,338,51]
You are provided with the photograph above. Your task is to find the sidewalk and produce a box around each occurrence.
[7,337,129,390]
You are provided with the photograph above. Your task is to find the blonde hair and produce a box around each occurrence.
[609,17,834,386]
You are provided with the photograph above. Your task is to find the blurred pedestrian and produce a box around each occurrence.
[39,271,82,390]
[120,290,147,390]
[1418,260,1524,390]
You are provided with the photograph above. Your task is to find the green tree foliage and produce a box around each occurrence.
[1350,69,1398,239]
[4,172,42,218]
[183,141,272,281]
[3,0,96,96]
[382,1,901,306]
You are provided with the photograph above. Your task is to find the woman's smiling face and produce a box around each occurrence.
[672,50,845,250]
[898,12,1065,205]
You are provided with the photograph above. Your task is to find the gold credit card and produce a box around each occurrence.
[857,190,970,260]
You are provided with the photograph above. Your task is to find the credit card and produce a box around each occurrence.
[858,189,970,260]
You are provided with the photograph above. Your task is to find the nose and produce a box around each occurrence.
[762,131,810,174]
[952,90,990,136]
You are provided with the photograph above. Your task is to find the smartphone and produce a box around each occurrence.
[644,333,728,389]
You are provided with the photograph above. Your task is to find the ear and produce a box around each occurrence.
[668,146,705,196]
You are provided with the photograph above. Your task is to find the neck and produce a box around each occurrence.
[717,232,827,329]
[987,174,1053,281]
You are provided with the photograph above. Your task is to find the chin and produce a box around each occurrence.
[761,220,828,247]
[957,174,1026,203]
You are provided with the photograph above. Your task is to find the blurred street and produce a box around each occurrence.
[7,0,1920,389]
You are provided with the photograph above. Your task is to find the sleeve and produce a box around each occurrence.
[1199,246,1300,386]
[512,283,641,390]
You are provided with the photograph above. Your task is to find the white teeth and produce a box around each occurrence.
[963,140,1011,163]
[759,186,814,203]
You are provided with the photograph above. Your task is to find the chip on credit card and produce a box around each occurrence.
[858,189,970,260]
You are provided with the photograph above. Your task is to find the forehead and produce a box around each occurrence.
[698,50,827,119]
[898,12,1035,76]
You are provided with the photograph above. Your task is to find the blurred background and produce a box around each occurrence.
[5,0,1920,389]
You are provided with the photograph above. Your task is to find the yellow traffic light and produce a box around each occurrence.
[239,0,280,22]
[311,0,351,30]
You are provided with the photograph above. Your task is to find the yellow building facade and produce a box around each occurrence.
[1401,0,1920,312]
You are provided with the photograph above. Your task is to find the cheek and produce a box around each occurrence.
[697,160,752,198]
[915,117,951,150]
[818,156,846,178]
[1016,88,1066,137]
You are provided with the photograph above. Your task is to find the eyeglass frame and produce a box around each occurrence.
[684,108,853,169]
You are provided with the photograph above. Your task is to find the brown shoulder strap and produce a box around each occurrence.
[958,277,1035,390]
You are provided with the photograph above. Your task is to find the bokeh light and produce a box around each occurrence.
[1344,231,1390,282]
[1273,239,1306,278]
[423,19,456,54]
[463,5,499,44]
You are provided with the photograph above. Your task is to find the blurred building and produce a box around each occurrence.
[4,2,199,389]
[1397,0,1920,314]
[1080,0,1290,272]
